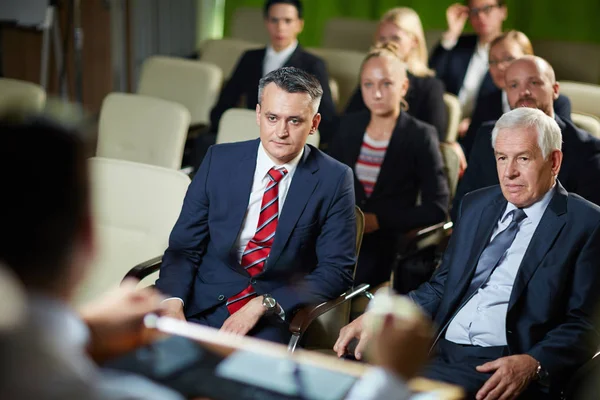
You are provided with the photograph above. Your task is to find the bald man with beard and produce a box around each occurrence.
[452,55,600,219]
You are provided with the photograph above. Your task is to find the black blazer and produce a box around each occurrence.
[209,45,337,145]
[330,111,449,285]
[344,73,448,141]
[461,90,573,159]
[452,115,600,220]
[411,183,600,393]
[429,34,496,101]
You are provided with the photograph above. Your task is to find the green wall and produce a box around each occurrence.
[224,0,600,47]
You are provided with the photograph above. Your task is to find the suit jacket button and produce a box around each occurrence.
[507,330,513,334]
[251,279,257,285]
[218,295,225,301]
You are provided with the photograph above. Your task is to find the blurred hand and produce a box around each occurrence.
[334,314,370,360]
[475,354,538,400]
[220,296,265,336]
[79,279,165,361]
[364,213,380,234]
[161,298,187,322]
[445,3,470,42]
[369,313,434,381]
[458,117,471,138]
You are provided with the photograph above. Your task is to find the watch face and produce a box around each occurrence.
[264,296,277,309]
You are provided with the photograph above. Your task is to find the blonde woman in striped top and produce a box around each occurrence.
[330,43,449,288]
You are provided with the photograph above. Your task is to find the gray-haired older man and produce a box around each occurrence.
[336,107,600,399]
[157,67,356,344]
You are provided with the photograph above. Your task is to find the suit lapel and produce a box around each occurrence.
[283,45,304,68]
[265,146,319,270]
[508,185,568,312]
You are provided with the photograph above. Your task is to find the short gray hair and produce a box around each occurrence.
[491,108,562,159]
[257,67,323,113]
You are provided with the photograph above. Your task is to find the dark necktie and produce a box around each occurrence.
[226,167,288,314]
[461,208,528,303]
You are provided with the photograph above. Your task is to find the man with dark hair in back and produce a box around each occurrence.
[159,67,355,344]
[196,0,337,166]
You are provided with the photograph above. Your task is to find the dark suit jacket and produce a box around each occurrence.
[453,115,600,221]
[343,73,448,141]
[461,90,572,158]
[209,46,337,145]
[411,183,600,392]
[429,34,496,101]
[156,139,356,324]
[330,111,449,285]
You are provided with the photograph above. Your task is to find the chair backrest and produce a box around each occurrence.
[216,108,320,148]
[306,48,366,113]
[424,30,444,54]
[0,78,46,114]
[230,7,270,44]
[301,206,365,350]
[533,40,600,84]
[74,158,191,305]
[439,142,462,202]
[97,93,190,169]
[199,38,263,79]
[572,112,600,138]
[137,56,223,126]
[443,93,462,143]
[322,18,377,52]
[560,81,600,119]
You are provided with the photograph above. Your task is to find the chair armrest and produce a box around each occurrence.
[122,256,163,283]
[289,283,371,336]
[397,221,453,255]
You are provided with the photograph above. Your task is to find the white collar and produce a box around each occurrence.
[266,41,298,60]
[256,141,304,181]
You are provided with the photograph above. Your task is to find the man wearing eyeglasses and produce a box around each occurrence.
[430,1,507,136]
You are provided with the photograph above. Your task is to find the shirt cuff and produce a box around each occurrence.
[441,37,458,50]
[345,367,411,400]
[162,297,184,307]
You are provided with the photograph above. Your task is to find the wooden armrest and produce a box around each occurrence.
[397,221,453,254]
[122,256,162,283]
[289,283,371,335]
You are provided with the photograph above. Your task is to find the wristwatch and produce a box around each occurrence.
[534,362,550,386]
[262,294,278,315]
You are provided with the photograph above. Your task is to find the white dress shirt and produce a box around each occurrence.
[501,90,510,113]
[445,186,556,346]
[263,41,298,76]
[442,38,490,118]
[234,142,303,262]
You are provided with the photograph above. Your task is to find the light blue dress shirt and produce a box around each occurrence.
[445,186,556,346]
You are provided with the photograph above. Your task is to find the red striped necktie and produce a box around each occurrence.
[226,167,288,314]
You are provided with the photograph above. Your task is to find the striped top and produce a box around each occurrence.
[355,132,390,197]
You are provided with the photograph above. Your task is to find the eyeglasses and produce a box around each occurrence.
[489,56,516,67]
[469,4,501,17]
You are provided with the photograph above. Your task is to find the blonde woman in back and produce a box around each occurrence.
[344,7,448,141]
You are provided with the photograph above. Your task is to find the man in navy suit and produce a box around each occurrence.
[334,107,600,399]
[452,56,600,219]
[430,0,507,135]
[157,67,356,344]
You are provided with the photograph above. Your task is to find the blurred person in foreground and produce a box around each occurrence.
[461,30,572,158]
[335,107,600,399]
[344,7,448,141]
[430,0,507,137]
[330,42,449,288]
[157,67,355,344]
[453,56,600,219]
[0,116,183,399]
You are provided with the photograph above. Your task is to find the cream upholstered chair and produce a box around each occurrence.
[97,93,190,169]
[559,81,600,119]
[230,7,269,44]
[439,142,462,201]
[74,158,190,305]
[322,18,377,52]
[0,78,46,114]
[443,93,462,143]
[572,112,600,138]
[137,56,223,128]
[306,48,366,113]
[216,108,320,148]
[533,41,600,84]
[199,38,262,79]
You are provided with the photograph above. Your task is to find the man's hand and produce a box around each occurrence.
[444,3,469,43]
[78,279,165,361]
[333,314,370,359]
[475,354,539,400]
[220,296,266,336]
[369,314,433,380]
[364,213,380,234]
[161,298,187,322]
